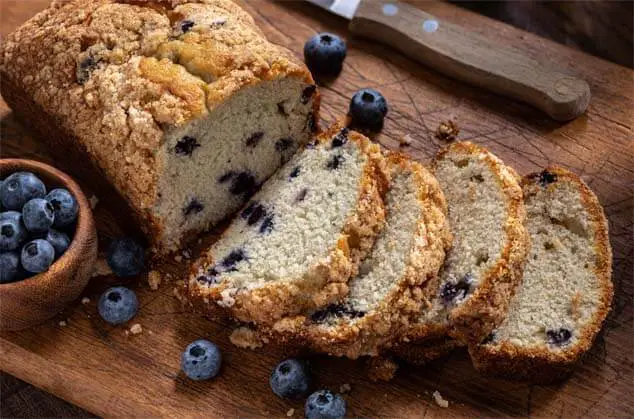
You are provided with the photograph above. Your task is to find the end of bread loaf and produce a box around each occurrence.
[0,0,320,255]
[186,126,387,326]
[469,167,613,383]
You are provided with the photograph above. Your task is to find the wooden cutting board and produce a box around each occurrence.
[1,1,632,417]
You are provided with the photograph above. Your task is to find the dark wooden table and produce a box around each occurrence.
[1,0,633,417]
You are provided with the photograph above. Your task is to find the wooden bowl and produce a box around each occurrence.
[0,159,98,331]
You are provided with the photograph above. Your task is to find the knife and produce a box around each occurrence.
[306,0,590,121]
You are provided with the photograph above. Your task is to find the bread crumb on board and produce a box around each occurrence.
[91,257,113,277]
[229,326,265,349]
[129,323,143,335]
[436,120,460,142]
[174,255,183,263]
[433,390,449,408]
[148,270,162,290]
[89,195,99,210]
[339,383,352,394]
[286,408,295,417]
[58,320,67,327]
[366,356,398,382]
[81,297,90,305]
[399,133,413,147]
[173,280,186,303]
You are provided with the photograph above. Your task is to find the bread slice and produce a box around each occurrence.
[0,0,318,254]
[469,167,613,383]
[186,127,387,325]
[400,142,529,352]
[271,154,452,358]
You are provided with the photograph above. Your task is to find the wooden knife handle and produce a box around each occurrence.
[349,1,590,121]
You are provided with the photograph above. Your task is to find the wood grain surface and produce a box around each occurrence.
[1,0,632,417]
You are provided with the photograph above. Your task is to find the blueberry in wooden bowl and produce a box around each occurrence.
[0,159,97,331]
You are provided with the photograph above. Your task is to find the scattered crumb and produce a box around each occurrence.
[286,408,294,417]
[366,356,398,382]
[91,258,113,277]
[81,297,90,305]
[174,255,183,263]
[148,270,162,291]
[182,249,192,259]
[432,390,449,408]
[399,133,413,147]
[197,238,203,244]
[230,326,265,350]
[124,330,130,336]
[339,383,351,394]
[88,195,99,209]
[435,120,460,142]
[58,320,67,327]
[173,280,186,303]
[129,323,143,335]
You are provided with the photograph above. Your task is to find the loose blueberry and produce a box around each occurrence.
[546,328,572,347]
[270,358,311,399]
[331,128,348,148]
[440,274,474,306]
[0,211,28,251]
[183,199,204,217]
[45,188,78,229]
[46,229,71,258]
[348,88,388,133]
[97,286,139,325]
[106,237,145,277]
[174,136,200,157]
[22,198,55,233]
[181,339,222,380]
[305,390,346,419]
[304,33,347,79]
[326,155,345,170]
[1,172,46,210]
[0,251,22,283]
[21,239,55,273]
[301,84,317,104]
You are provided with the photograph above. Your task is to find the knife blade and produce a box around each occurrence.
[303,0,589,121]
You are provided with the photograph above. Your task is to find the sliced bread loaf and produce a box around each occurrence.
[469,167,613,383]
[0,0,318,254]
[186,127,387,325]
[400,142,529,350]
[271,154,452,358]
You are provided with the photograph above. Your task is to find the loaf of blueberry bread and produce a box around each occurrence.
[186,127,387,325]
[271,154,452,359]
[0,0,318,254]
[397,142,529,357]
[469,168,613,383]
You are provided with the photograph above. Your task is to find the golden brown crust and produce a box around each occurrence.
[266,154,452,359]
[0,0,316,253]
[186,127,388,326]
[468,167,613,383]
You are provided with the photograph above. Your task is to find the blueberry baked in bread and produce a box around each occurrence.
[187,127,387,325]
[272,154,452,358]
[397,142,529,358]
[0,0,318,254]
[469,168,613,383]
